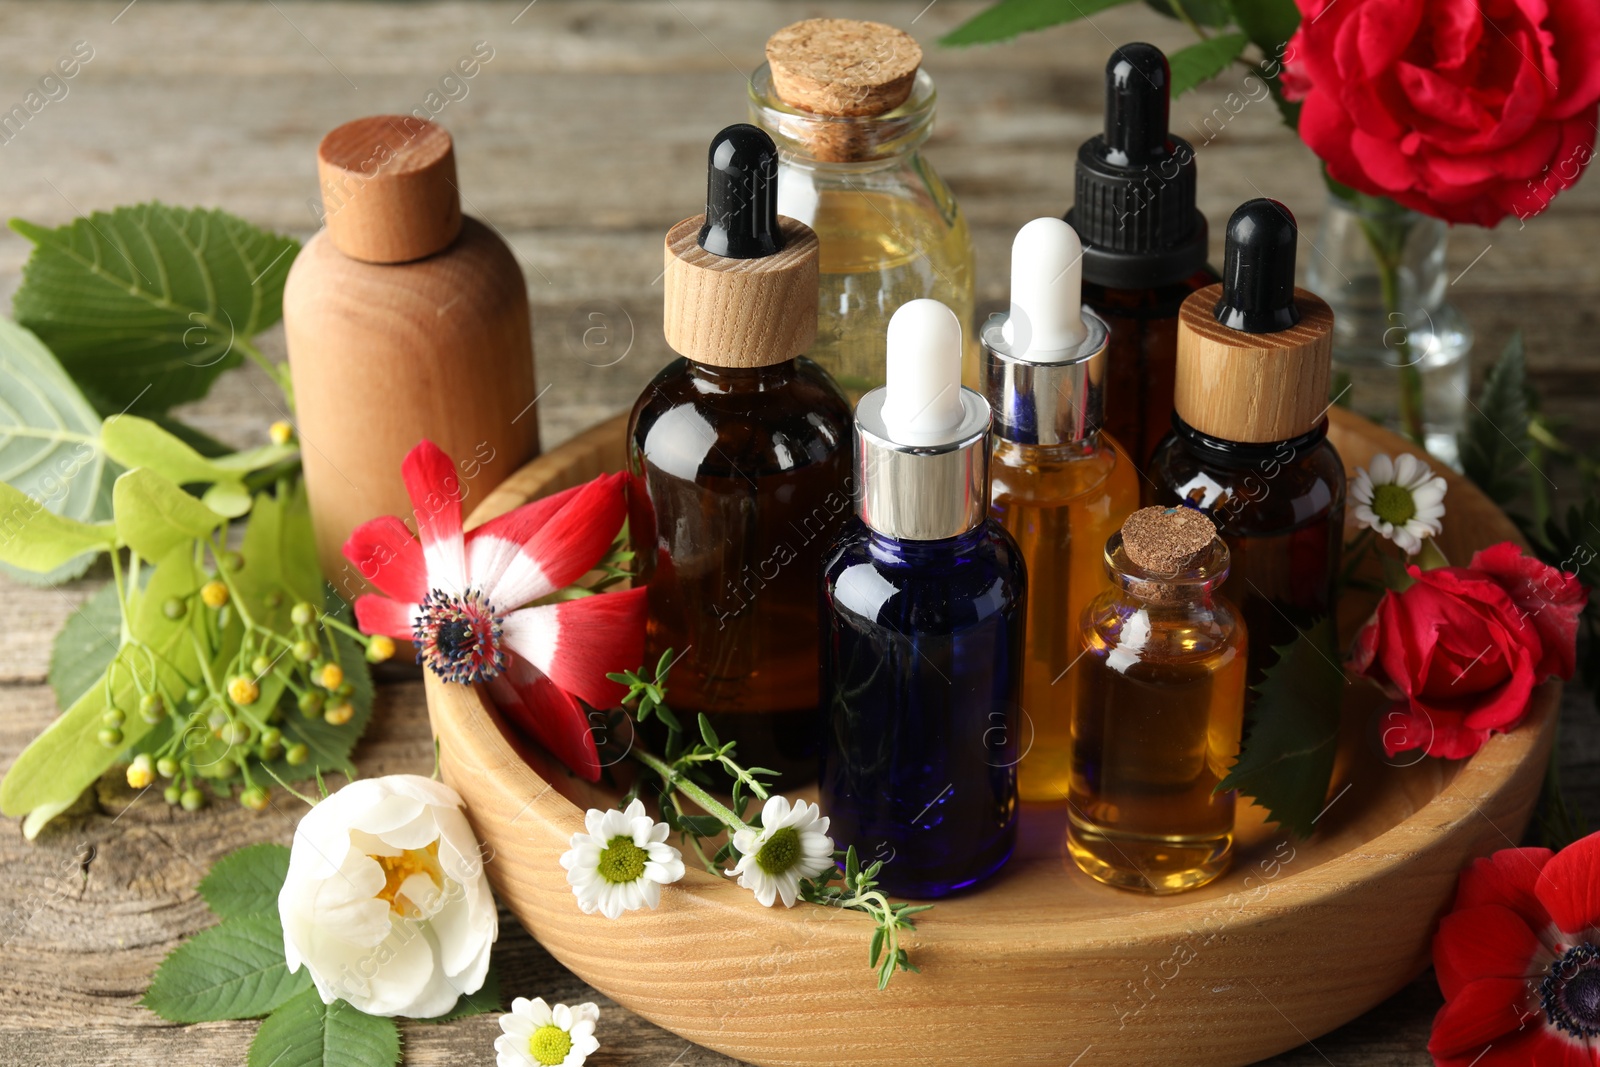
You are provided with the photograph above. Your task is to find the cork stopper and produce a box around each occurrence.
[317,115,462,264]
[767,19,922,118]
[1121,506,1217,575]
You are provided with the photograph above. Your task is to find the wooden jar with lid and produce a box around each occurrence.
[283,115,540,594]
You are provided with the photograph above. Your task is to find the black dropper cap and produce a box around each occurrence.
[1065,43,1209,289]
[697,123,784,260]
[1215,198,1301,333]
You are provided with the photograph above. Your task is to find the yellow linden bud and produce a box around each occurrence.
[269,420,294,446]
[227,675,261,706]
[323,702,354,726]
[318,663,345,690]
[200,580,230,609]
[366,635,396,663]
[126,754,155,790]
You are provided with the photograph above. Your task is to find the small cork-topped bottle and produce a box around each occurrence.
[1147,198,1346,694]
[1071,506,1247,893]
[628,124,853,780]
[749,18,976,397]
[284,115,540,592]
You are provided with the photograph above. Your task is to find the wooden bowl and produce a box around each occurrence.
[426,408,1557,1067]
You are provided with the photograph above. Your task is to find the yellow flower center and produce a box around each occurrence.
[756,827,800,875]
[529,1023,572,1065]
[597,836,647,884]
[1371,482,1417,527]
[371,840,444,918]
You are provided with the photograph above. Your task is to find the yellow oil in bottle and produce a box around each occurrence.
[990,435,1139,802]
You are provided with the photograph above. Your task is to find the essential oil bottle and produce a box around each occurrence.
[981,218,1139,802]
[750,18,976,397]
[1071,506,1246,893]
[1147,198,1345,691]
[1066,43,1218,469]
[819,299,1026,899]
[628,124,854,780]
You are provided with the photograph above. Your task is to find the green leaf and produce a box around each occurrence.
[941,0,1138,45]
[262,630,373,783]
[248,988,401,1067]
[198,843,290,921]
[50,582,123,708]
[234,482,323,617]
[102,414,295,490]
[1145,0,1235,25]
[0,479,117,574]
[10,203,299,417]
[1218,617,1344,838]
[1226,0,1299,58]
[418,966,501,1022]
[1167,32,1249,96]
[142,911,311,1023]
[0,316,116,583]
[113,467,225,560]
[1460,333,1531,508]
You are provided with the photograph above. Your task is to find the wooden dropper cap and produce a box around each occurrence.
[316,115,463,264]
[1173,198,1333,443]
[663,124,818,369]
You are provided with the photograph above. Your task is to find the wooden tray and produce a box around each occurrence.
[426,408,1558,1067]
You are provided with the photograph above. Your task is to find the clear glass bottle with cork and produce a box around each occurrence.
[628,124,853,781]
[750,18,976,398]
[981,218,1139,802]
[1071,506,1247,893]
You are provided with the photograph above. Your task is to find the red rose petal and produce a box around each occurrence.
[1433,904,1547,999]
[1546,0,1600,119]
[1534,830,1600,938]
[1398,61,1486,131]
[1422,0,1484,72]
[1470,541,1588,680]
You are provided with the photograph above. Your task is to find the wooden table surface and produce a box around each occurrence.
[3,3,1598,1065]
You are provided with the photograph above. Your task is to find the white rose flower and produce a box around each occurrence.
[495,996,600,1067]
[727,795,835,907]
[278,774,497,1018]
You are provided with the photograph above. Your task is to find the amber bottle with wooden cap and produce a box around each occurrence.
[749,18,976,397]
[627,123,853,780]
[1146,198,1345,693]
[1071,506,1246,893]
[283,115,540,593]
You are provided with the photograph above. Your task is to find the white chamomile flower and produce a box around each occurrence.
[560,798,685,919]
[1351,452,1447,555]
[727,795,835,908]
[495,997,600,1067]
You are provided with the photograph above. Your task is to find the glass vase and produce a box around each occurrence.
[1304,191,1473,467]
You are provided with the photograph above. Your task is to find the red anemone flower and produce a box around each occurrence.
[1431,831,1600,1064]
[343,440,646,781]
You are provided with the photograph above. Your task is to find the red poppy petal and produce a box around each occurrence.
[1434,904,1546,999]
[353,595,417,642]
[1536,830,1600,938]
[468,473,628,609]
[486,656,601,783]
[1454,847,1556,924]
[401,440,466,591]
[1433,1024,1587,1067]
[500,586,648,710]
[1428,976,1535,1056]
[341,515,427,603]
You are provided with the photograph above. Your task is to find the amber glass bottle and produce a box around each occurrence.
[1071,508,1246,893]
[628,125,853,778]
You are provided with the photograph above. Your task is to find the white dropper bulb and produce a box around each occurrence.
[1005,217,1088,359]
[882,299,965,444]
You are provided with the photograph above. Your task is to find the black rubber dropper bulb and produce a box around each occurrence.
[697,123,784,260]
[1214,198,1301,334]
[1103,42,1170,166]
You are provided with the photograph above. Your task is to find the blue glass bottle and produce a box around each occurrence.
[819,299,1027,899]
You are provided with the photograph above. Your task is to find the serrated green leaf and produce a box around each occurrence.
[1218,616,1343,838]
[1227,0,1299,58]
[0,316,116,584]
[0,479,116,574]
[1145,0,1235,25]
[142,910,310,1023]
[234,482,322,615]
[418,965,501,1022]
[10,203,299,417]
[1168,32,1249,96]
[248,988,400,1067]
[113,467,225,560]
[198,843,290,921]
[1460,333,1530,508]
[50,582,123,708]
[941,0,1137,45]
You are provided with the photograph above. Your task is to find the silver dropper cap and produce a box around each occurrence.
[856,299,992,542]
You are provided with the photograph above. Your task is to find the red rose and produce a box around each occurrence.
[1283,0,1600,227]
[1430,832,1600,1065]
[1351,542,1584,759]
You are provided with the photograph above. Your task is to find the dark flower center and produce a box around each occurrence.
[1542,943,1600,1038]
[414,588,505,685]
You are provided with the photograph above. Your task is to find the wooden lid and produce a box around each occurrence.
[1173,283,1334,443]
[662,214,818,368]
[316,115,463,264]
[766,19,922,118]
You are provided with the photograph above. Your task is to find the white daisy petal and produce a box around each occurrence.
[496,998,601,1067]
[562,803,684,919]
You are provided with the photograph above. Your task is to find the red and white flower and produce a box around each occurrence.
[344,440,646,781]
[1431,831,1600,1065]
